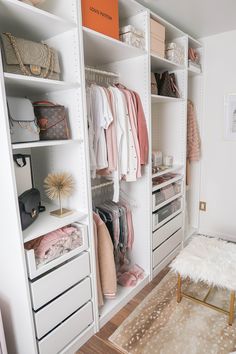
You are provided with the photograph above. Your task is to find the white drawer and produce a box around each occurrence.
[38,301,93,354]
[153,229,183,269]
[25,223,88,280]
[34,277,92,339]
[153,213,183,250]
[30,252,90,310]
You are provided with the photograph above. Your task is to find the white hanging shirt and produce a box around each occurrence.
[86,87,96,177]
[90,85,113,172]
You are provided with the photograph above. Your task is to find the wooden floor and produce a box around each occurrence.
[78,267,169,354]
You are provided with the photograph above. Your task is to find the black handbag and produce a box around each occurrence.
[158,71,180,98]
[18,188,45,230]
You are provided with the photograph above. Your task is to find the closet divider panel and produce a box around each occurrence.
[186,43,204,240]
[0,32,38,354]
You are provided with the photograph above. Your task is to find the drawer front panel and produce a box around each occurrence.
[153,229,183,269]
[34,277,92,339]
[153,213,183,250]
[30,252,90,310]
[38,301,93,354]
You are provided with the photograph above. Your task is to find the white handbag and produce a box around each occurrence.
[7,96,40,143]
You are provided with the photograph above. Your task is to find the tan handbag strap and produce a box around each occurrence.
[3,32,54,79]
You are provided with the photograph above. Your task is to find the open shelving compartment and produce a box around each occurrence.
[186,36,203,241]
[149,11,188,277]
[0,1,96,352]
[82,0,151,328]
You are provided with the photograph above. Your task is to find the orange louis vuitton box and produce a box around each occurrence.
[81,0,119,40]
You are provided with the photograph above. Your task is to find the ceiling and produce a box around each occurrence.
[137,0,236,38]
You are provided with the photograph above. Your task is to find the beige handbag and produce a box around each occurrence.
[1,32,61,80]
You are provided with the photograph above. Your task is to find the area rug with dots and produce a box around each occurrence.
[109,270,236,354]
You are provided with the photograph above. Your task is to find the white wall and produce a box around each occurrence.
[199,30,236,241]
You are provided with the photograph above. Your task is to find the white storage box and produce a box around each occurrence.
[120,25,145,50]
[166,42,185,65]
[25,223,88,279]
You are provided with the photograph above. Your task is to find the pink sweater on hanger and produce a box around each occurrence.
[187,100,201,162]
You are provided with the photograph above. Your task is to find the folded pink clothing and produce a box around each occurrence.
[129,264,145,280]
[34,226,78,259]
[117,272,137,287]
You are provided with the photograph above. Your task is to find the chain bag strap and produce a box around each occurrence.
[3,32,54,79]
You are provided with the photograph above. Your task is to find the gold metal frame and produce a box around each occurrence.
[177,273,235,326]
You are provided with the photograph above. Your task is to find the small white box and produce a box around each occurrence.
[152,151,163,167]
[120,25,145,50]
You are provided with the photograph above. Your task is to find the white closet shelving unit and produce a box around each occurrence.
[80,0,151,328]
[185,35,203,240]
[0,1,97,353]
[149,11,188,278]
[0,0,203,353]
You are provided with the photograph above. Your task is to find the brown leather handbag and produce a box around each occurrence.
[158,71,180,98]
[33,101,70,140]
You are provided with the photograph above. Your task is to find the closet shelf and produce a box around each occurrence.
[0,0,76,41]
[151,94,185,103]
[153,193,183,213]
[83,27,147,66]
[12,139,83,150]
[99,275,149,327]
[4,73,79,95]
[151,53,186,72]
[152,165,183,178]
[23,203,87,243]
[152,175,183,192]
[188,67,202,77]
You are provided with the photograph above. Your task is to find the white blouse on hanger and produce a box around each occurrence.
[90,85,113,172]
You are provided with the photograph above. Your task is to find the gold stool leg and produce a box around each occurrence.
[177,273,182,303]
[229,291,235,326]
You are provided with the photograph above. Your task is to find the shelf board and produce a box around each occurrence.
[0,0,75,41]
[152,165,183,179]
[99,275,149,327]
[151,53,185,72]
[152,175,183,193]
[4,73,79,95]
[188,67,202,77]
[23,203,87,243]
[153,193,183,213]
[12,139,83,150]
[151,94,185,103]
[83,27,147,66]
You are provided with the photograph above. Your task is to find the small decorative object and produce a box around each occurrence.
[44,172,75,218]
[163,155,173,167]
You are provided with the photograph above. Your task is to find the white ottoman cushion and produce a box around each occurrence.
[171,235,236,291]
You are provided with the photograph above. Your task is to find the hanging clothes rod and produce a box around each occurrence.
[91,181,114,191]
[85,66,119,78]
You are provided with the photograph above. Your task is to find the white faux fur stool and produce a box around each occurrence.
[171,235,236,325]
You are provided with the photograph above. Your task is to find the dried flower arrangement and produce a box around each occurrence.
[44,172,75,218]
